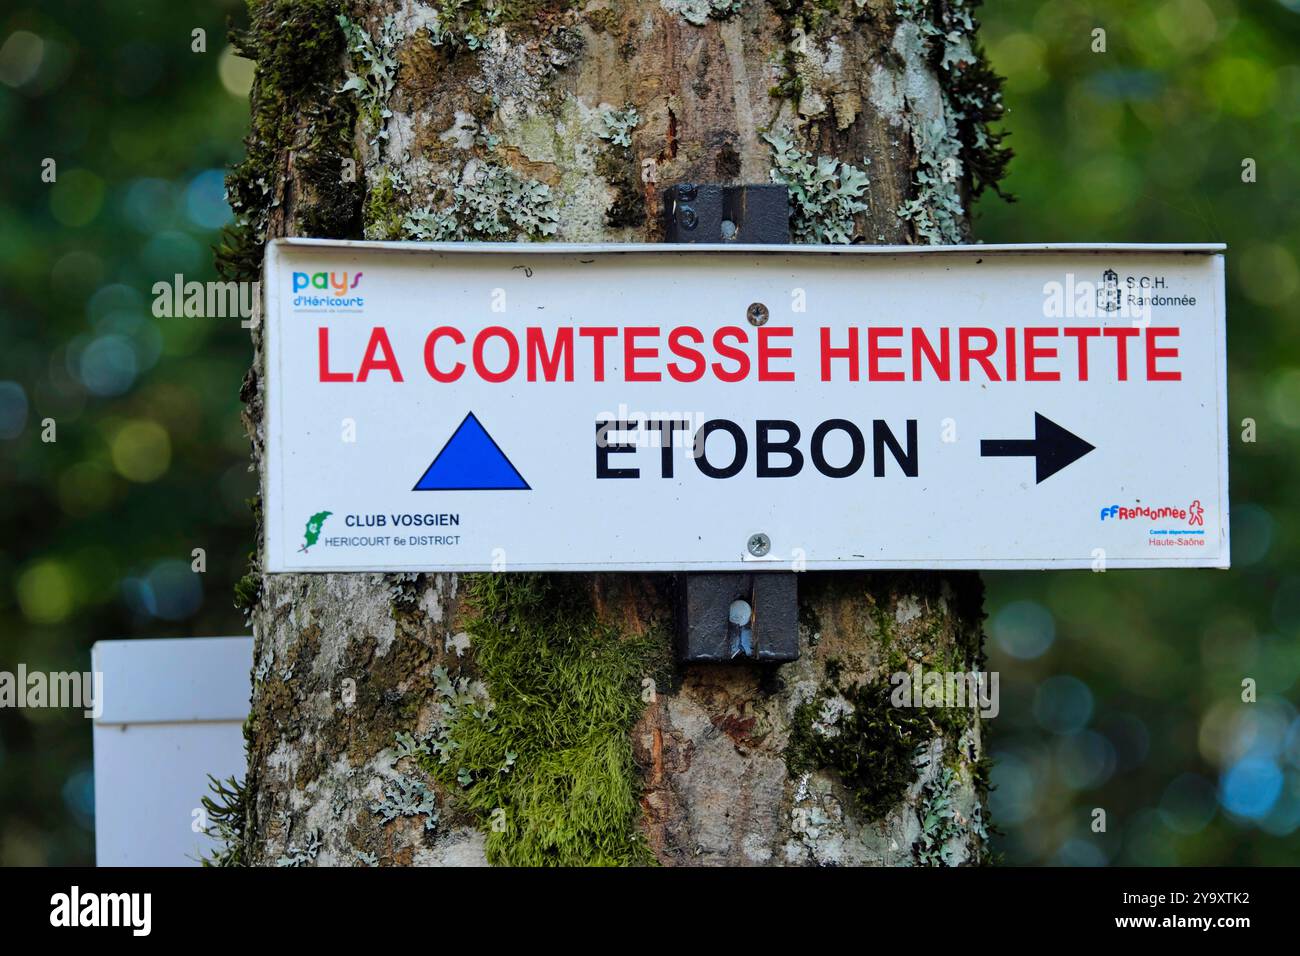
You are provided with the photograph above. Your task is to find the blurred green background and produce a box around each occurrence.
[1,0,1297,865]
[977,0,1300,865]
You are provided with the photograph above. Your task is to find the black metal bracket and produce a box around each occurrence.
[676,573,799,663]
[662,183,790,244]
[662,182,798,663]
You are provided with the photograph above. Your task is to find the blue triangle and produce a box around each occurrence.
[413,412,530,491]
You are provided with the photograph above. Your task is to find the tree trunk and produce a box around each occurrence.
[225,0,1008,866]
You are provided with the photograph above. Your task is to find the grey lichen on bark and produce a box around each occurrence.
[228,0,1007,866]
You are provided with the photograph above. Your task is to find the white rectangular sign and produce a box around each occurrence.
[264,239,1228,572]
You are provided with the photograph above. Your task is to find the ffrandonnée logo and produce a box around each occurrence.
[1099,499,1209,549]
[291,270,364,311]
[1098,500,1205,526]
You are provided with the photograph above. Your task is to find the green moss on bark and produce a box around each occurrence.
[420,574,672,866]
[595,106,645,228]
[765,0,853,104]
[787,569,989,822]
[895,0,1013,202]
[232,495,262,623]
[362,167,407,240]
[787,678,931,819]
[217,0,361,281]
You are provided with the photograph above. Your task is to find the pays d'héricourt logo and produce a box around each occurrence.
[299,511,333,553]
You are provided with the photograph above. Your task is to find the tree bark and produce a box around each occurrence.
[229,0,1007,866]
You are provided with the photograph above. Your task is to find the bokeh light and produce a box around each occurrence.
[0,381,29,439]
[1034,676,1095,735]
[109,420,171,483]
[991,599,1056,659]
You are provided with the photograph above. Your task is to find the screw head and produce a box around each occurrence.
[675,183,698,201]
[679,206,698,230]
[728,599,753,626]
[746,302,769,326]
[747,533,771,557]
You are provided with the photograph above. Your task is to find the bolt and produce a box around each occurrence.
[747,533,771,557]
[728,599,752,626]
[679,206,698,230]
[675,183,697,201]
[747,302,769,326]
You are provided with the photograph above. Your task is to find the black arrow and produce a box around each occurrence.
[980,413,1095,484]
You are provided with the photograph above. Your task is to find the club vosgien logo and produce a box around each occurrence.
[291,270,364,310]
[299,510,333,553]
